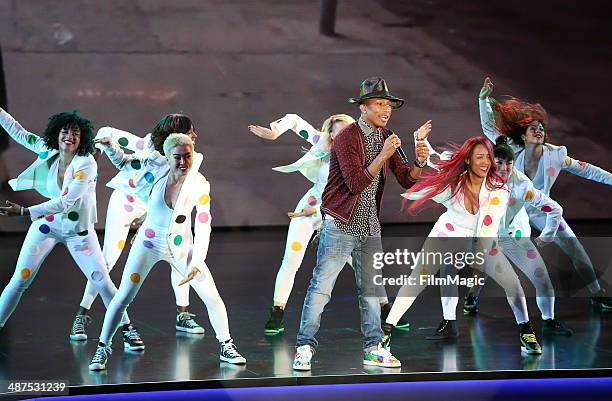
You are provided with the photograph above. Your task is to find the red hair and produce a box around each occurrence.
[490,96,549,147]
[405,136,504,215]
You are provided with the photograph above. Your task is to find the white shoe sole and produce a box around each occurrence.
[521,346,542,355]
[124,342,145,351]
[220,355,246,364]
[176,326,205,334]
[89,363,106,371]
[70,333,87,341]
[293,364,311,371]
[363,360,401,368]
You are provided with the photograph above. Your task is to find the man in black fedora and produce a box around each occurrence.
[293,77,432,371]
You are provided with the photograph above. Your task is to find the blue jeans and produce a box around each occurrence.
[296,219,383,352]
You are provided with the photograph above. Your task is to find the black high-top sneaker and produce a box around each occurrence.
[542,318,573,336]
[426,319,459,340]
[519,322,542,355]
[381,322,394,350]
[264,306,285,335]
[463,295,479,316]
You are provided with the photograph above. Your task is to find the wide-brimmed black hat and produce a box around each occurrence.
[348,77,404,109]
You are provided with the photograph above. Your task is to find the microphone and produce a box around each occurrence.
[385,129,409,165]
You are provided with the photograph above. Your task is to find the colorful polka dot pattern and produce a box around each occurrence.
[77,230,88,236]
[514,230,522,239]
[173,235,183,246]
[62,187,69,196]
[526,249,537,259]
[483,215,493,226]
[91,271,103,282]
[298,130,309,140]
[198,212,209,223]
[45,215,54,222]
[131,160,141,170]
[68,211,79,221]
[578,160,586,167]
[307,196,318,206]
[39,224,50,234]
[558,222,566,231]
[143,240,154,249]
[118,137,129,147]
[145,228,156,238]
[39,151,48,159]
[291,241,302,251]
[546,167,556,177]
[508,198,517,207]
[124,204,134,212]
[118,240,126,250]
[534,267,545,278]
[130,273,140,283]
[144,172,155,183]
[175,215,187,224]
[445,223,454,231]
[490,197,500,206]
[199,194,210,205]
[129,179,136,188]
[126,195,135,203]
[541,205,552,213]
[73,170,85,180]
[489,247,498,256]
[136,140,145,150]
[27,134,37,145]
[524,191,534,201]
[564,157,572,167]
[20,268,31,280]
[313,135,320,144]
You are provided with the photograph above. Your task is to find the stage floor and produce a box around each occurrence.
[0,223,611,393]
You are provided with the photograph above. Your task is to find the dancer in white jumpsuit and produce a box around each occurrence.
[69,114,203,342]
[382,136,543,355]
[429,136,573,336]
[0,108,144,351]
[89,133,246,371]
[479,78,612,309]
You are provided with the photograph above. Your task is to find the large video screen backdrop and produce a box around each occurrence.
[1,0,610,230]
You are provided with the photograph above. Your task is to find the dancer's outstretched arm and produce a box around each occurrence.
[249,114,320,146]
[559,146,612,186]
[95,126,147,153]
[0,107,47,153]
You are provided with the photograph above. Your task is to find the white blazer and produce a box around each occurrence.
[0,108,97,233]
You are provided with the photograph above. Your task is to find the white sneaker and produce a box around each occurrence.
[363,344,401,368]
[293,345,313,371]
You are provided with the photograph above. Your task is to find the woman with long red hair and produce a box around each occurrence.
[381,136,542,355]
[480,77,612,309]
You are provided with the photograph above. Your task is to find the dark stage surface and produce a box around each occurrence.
[0,222,611,395]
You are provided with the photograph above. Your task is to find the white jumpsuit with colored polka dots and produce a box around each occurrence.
[480,97,612,294]
[266,114,355,306]
[385,184,530,326]
[97,159,232,345]
[0,108,129,327]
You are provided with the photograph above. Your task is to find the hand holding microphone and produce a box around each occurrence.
[383,120,432,166]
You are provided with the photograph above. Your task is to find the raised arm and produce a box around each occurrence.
[28,157,96,219]
[0,108,47,153]
[478,78,503,145]
[561,147,612,186]
[95,127,158,170]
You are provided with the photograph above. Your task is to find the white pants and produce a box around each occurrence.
[80,190,190,309]
[528,209,600,294]
[386,236,529,325]
[0,218,129,327]
[99,221,231,345]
